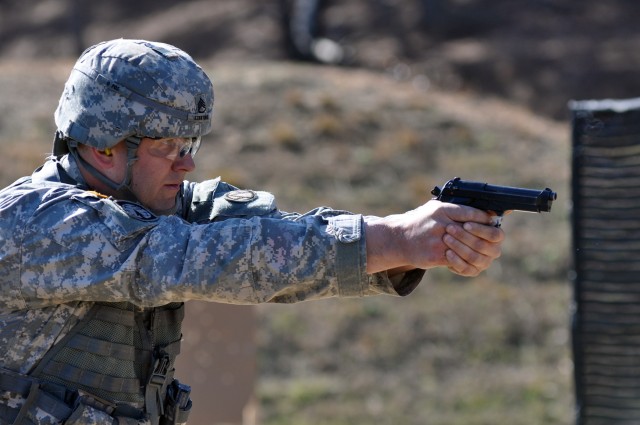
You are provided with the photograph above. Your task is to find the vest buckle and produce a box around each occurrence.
[149,352,171,387]
[146,351,173,424]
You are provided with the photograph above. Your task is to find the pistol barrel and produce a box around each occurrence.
[432,177,557,215]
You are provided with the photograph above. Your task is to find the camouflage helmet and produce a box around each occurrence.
[53,38,214,155]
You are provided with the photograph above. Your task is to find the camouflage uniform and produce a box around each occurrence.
[0,39,424,424]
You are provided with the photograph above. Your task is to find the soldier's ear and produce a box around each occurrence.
[91,146,116,167]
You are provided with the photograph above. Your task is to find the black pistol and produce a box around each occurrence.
[431,177,557,227]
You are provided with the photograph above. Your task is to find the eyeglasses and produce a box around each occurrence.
[146,137,201,160]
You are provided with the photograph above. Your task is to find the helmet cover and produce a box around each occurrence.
[54,39,214,153]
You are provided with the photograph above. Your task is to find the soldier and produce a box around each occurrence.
[0,39,503,424]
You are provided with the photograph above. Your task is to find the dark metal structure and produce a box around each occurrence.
[571,98,640,424]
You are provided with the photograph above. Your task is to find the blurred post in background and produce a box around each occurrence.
[175,302,258,425]
[571,98,640,424]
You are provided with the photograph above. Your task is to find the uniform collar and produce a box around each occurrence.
[32,154,89,188]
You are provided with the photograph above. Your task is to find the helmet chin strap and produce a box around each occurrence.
[66,137,179,215]
[67,137,139,202]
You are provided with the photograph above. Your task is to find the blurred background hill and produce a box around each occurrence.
[3,0,640,119]
[2,0,637,424]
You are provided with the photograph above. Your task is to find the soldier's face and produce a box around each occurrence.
[129,137,197,214]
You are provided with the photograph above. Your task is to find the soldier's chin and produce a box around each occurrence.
[151,197,179,216]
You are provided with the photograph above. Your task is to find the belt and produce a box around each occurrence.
[0,368,146,424]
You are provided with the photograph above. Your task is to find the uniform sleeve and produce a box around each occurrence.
[12,185,418,309]
[178,179,424,298]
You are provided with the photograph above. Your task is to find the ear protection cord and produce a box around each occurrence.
[66,138,140,203]
[64,136,180,215]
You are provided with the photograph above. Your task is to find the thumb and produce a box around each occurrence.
[441,202,494,225]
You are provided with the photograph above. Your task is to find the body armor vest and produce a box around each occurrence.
[0,301,188,425]
[0,159,193,424]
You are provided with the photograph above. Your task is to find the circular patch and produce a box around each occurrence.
[117,200,158,221]
[224,190,257,203]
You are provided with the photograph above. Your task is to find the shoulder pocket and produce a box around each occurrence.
[186,179,278,222]
[210,189,277,221]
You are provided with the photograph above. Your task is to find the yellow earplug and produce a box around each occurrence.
[103,148,112,156]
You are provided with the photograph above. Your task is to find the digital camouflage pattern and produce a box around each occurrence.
[0,154,400,370]
[54,39,214,152]
[0,38,423,425]
[0,154,421,424]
